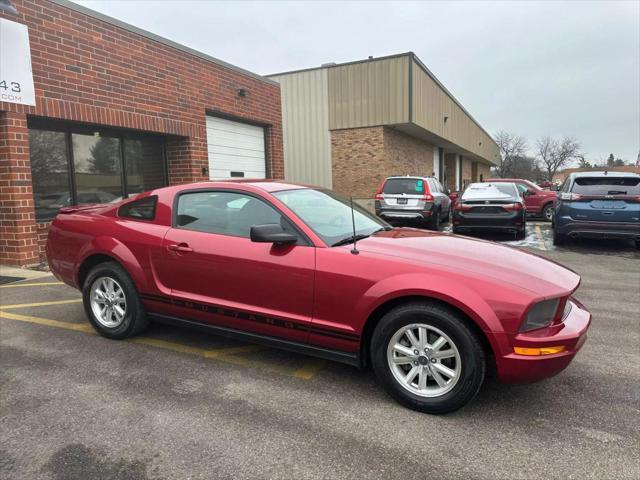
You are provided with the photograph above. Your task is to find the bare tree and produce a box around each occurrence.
[536,136,581,181]
[494,130,528,177]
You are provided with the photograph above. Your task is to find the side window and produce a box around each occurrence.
[118,196,157,220]
[515,183,529,195]
[176,191,287,238]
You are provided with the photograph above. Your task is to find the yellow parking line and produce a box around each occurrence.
[0,310,95,332]
[203,344,263,358]
[0,310,323,380]
[0,299,83,310]
[293,359,327,380]
[534,225,547,251]
[0,281,64,289]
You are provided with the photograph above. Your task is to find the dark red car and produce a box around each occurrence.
[488,178,557,221]
[47,181,591,413]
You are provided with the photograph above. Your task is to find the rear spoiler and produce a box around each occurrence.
[58,203,105,214]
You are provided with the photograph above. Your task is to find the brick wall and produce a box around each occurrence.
[477,163,491,182]
[444,154,457,191]
[0,0,283,265]
[0,112,40,265]
[331,126,434,205]
[461,157,473,188]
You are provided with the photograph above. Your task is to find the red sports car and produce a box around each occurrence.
[47,180,591,413]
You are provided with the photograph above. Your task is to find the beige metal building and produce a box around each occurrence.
[269,52,500,207]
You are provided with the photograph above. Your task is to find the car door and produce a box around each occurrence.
[154,189,315,343]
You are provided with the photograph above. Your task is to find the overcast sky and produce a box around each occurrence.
[74,0,639,164]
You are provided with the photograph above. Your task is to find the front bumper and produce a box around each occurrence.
[494,298,592,384]
[555,219,640,240]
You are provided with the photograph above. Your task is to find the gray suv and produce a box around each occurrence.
[374,176,452,230]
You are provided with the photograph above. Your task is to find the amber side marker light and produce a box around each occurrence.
[514,346,566,356]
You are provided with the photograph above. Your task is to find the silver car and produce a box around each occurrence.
[374,176,452,230]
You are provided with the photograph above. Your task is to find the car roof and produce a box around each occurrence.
[155,179,313,195]
[385,176,436,180]
[487,178,530,182]
[570,171,639,178]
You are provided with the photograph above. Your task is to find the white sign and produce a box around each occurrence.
[0,18,36,106]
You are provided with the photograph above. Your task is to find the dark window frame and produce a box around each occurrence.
[118,195,158,222]
[173,188,312,246]
[27,117,168,221]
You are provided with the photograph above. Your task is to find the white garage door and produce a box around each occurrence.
[205,116,266,179]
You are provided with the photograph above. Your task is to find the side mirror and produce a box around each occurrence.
[250,224,297,245]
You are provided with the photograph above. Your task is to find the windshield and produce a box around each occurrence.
[273,188,388,246]
[382,178,425,195]
[571,177,640,195]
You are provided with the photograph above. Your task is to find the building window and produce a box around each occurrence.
[28,120,167,222]
[72,133,123,205]
[29,130,72,223]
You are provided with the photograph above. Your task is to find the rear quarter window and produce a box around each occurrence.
[571,177,640,195]
[118,196,157,220]
[383,178,425,194]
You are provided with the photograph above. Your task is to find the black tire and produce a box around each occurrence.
[552,229,566,246]
[428,208,441,231]
[516,228,526,240]
[442,205,451,222]
[542,203,554,222]
[82,261,148,339]
[635,240,640,250]
[370,301,486,414]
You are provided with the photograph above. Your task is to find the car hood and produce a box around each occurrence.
[357,229,579,297]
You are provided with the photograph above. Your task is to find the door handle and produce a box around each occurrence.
[602,212,614,215]
[167,243,193,253]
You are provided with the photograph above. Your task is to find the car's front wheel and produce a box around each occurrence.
[82,261,148,339]
[542,203,554,222]
[371,301,485,414]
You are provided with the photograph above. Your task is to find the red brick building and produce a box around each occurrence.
[0,0,284,266]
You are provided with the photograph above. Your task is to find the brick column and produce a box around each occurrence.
[0,111,39,266]
[166,133,209,185]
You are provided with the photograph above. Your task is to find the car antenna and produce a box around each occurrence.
[350,196,359,255]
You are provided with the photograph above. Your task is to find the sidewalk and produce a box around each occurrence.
[0,264,52,282]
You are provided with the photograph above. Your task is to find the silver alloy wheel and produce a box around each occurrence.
[544,205,553,221]
[90,276,127,328]
[387,323,462,398]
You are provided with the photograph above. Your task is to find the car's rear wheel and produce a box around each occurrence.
[542,203,554,222]
[82,261,148,339]
[428,208,441,231]
[371,301,485,414]
[516,227,526,239]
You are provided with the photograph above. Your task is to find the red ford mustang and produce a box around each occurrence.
[47,180,591,413]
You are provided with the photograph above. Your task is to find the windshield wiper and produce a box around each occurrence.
[331,234,371,247]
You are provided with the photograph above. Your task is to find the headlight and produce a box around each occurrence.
[520,298,560,332]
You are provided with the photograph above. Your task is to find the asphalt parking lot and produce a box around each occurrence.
[1,225,639,480]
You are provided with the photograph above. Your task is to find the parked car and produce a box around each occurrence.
[487,178,557,221]
[553,171,640,248]
[374,176,451,230]
[47,180,591,414]
[452,182,526,238]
